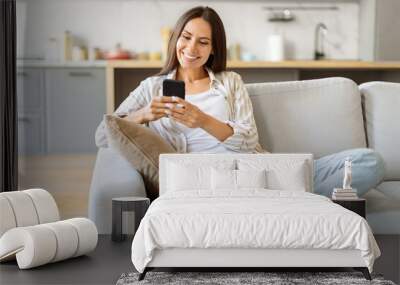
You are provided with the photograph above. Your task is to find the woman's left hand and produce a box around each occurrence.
[166,97,208,128]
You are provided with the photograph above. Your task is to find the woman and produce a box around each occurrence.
[96,6,383,197]
[97,6,257,154]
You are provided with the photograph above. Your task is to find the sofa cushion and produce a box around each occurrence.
[376,181,400,201]
[246,77,366,158]
[104,115,176,200]
[365,181,400,234]
[88,147,147,234]
[360,82,400,180]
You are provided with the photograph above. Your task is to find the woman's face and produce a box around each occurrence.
[176,17,213,70]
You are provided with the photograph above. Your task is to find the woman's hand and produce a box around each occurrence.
[167,97,208,128]
[126,96,177,124]
[142,96,177,122]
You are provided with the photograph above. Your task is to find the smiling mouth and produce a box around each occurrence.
[182,52,200,62]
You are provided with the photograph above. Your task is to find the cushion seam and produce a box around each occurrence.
[3,195,18,227]
[41,224,59,262]
[63,221,81,257]
[24,193,41,225]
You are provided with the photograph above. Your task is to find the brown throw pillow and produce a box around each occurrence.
[104,115,176,200]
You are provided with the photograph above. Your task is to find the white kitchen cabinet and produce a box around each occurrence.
[45,68,106,154]
[359,0,400,61]
[17,68,46,155]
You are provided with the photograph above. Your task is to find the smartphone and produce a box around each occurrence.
[163,79,185,100]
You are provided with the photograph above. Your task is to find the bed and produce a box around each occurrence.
[131,154,380,280]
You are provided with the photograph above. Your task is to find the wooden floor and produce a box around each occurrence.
[18,154,96,219]
[10,154,399,284]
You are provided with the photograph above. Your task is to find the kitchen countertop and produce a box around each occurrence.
[106,60,400,69]
[17,60,107,68]
[17,60,400,69]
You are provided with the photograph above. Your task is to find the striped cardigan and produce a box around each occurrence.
[96,68,261,153]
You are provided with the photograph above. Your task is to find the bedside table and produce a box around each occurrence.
[112,197,150,242]
[332,198,366,218]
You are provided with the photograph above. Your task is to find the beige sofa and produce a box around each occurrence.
[89,77,400,234]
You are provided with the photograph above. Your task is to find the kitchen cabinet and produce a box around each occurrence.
[17,68,46,155]
[45,68,106,153]
[17,68,45,111]
[18,113,46,155]
[359,0,400,61]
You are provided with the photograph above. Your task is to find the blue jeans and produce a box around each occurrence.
[314,148,385,197]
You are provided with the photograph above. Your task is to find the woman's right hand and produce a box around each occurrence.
[126,96,177,124]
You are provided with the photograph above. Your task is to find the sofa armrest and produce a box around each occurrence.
[88,147,146,234]
[360,81,400,181]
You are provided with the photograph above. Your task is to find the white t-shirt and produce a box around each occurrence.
[173,89,236,153]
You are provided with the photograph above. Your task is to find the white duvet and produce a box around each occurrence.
[131,190,380,273]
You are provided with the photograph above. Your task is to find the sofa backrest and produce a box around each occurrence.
[360,82,400,180]
[246,77,367,159]
[159,153,314,195]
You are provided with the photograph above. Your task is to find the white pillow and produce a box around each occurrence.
[267,162,307,191]
[212,168,236,190]
[237,169,267,189]
[211,168,267,190]
[237,159,309,191]
[167,161,235,192]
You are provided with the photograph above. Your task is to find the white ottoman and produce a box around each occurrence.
[0,189,98,269]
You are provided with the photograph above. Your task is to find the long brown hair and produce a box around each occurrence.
[158,6,227,76]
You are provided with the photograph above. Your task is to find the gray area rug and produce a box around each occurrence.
[116,271,396,285]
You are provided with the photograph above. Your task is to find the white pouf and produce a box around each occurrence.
[0,189,98,269]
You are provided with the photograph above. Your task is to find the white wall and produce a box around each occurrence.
[16,0,359,60]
